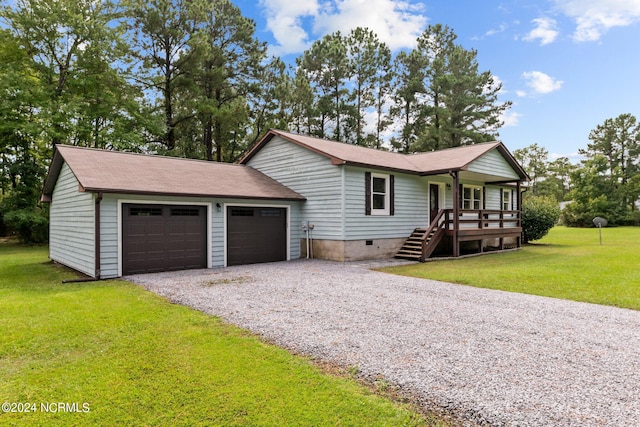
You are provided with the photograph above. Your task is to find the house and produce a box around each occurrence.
[241,130,528,261]
[41,129,528,278]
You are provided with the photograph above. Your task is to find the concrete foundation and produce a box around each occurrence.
[300,238,406,262]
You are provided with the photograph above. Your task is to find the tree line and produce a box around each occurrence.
[1,0,510,241]
[515,113,640,227]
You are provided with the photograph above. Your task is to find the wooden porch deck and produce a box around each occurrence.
[396,209,522,261]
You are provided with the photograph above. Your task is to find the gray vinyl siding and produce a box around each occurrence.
[246,136,344,240]
[344,166,429,239]
[99,194,302,278]
[49,162,95,277]
[99,197,118,277]
[485,186,502,210]
[483,186,518,211]
[468,149,520,180]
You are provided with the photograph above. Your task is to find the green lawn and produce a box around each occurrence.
[0,244,443,427]
[383,226,640,311]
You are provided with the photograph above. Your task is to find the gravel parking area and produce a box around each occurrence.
[128,259,640,426]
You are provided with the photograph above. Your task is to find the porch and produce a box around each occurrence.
[395,209,522,261]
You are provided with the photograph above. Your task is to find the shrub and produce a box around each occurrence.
[522,195,561,243]
[4,207,49,243]
[562,195,631,227]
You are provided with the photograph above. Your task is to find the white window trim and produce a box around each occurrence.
[370,173,390,216]
[462,184,483,210]
[502,189,511,211]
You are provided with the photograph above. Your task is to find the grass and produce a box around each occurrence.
[0,244,447,426]
[382,226,640,311]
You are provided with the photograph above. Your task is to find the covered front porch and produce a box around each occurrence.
[395,209,522,261]
[396,167,526,261]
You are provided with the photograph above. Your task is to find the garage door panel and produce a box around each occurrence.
[122,204,207,275]
[227,207,287,266]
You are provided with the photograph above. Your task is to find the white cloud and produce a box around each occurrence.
[516,90,527,97]
[523,17,559,45]
[553,0,640,42]
[501,110,522,127]
[260,0,427,56]
[314,0,427,50]
[522,71,564,94]
[485,23,508,37]
[549,151,582,162]
[260,0,320,56]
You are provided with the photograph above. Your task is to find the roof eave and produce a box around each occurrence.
[417,167,463,177]
[239,131,276,164]
[40,146,65,201]
[339,160,421,175]
[240,129,348,166]
[79,187,307,202]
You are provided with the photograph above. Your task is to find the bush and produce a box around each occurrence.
[4,207,49,243]
[562,195,631,227]
[522,195,561,243]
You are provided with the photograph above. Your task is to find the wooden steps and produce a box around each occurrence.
[395,226,444,261]
[396,210,447,262]
[395,228,428,261]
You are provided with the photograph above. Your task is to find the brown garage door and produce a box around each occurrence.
[122,204,207,275]
[227,207,287,266]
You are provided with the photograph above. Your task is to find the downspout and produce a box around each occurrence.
[95,192,103,279]
[517,182,523,248]
[449,170,459,257]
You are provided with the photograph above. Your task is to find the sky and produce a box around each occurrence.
[233,0,640,162]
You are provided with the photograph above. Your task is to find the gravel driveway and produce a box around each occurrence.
[127,259,640,426]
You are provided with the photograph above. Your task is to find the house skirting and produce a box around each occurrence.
[301,238,406,262]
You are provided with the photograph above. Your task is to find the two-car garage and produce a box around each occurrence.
[43,145,304,279]
[121,203,288,275]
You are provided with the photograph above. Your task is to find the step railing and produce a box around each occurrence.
[420,210,447,260]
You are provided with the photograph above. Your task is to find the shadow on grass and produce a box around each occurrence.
[523,242,570,248]
[0,261,93,294]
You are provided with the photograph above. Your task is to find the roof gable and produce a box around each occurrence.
[241,129,528,180]
[42,145,305,201]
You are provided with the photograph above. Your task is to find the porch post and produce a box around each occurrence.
[517,181,522,248]
[451,170,460,257]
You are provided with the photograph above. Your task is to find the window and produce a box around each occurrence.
[260,209,282,217]
[371,173,389,215]
[502,190,511,211]
[130,207,162,216]
[462,185,482,210]
[365,172,394,216]
[171,208,200,216]
[230,208,254,216]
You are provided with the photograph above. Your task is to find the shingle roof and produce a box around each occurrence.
[241,129,528,180]
[42,145,306,201]
[407,143,506,174]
